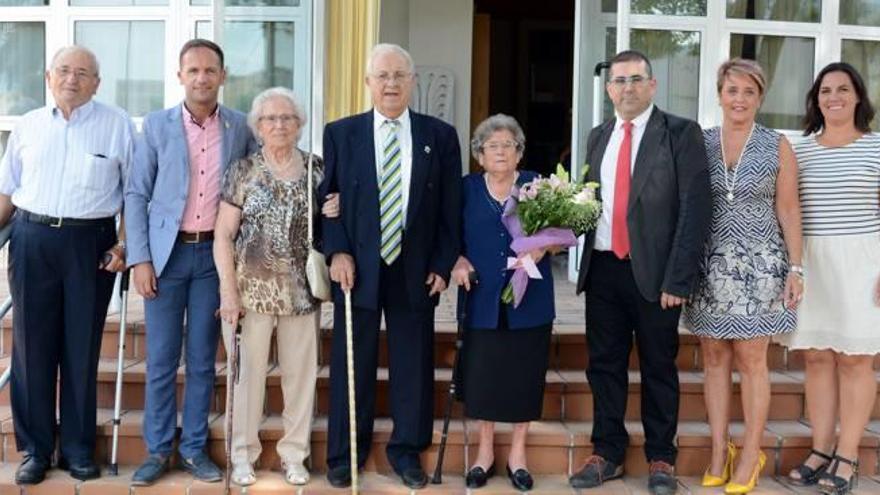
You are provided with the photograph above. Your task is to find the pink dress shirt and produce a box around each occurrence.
[180,104,223,232]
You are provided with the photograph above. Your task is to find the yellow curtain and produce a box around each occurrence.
[324,0,381,122]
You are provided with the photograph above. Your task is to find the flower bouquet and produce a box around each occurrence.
[501,164,601,307]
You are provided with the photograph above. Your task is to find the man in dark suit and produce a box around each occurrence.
[319,43,461,489]
[569,51,711,494]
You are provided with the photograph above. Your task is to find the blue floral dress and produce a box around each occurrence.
[683,125,796,339]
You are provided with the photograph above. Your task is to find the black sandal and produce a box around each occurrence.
[818,454,859,494]
[789,449,833,486]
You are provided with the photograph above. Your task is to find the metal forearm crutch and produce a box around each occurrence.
[109,269,131,476]
[344,288,358,494]
[224,323,242,495]
[432,271,478,484]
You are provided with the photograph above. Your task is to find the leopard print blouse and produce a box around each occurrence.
[221,149,323,315]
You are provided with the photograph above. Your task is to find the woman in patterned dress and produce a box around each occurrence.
[778,63,880,495]
[683,59,803,494]
[213,87,335,486]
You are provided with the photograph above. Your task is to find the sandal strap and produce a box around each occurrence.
[811,449,834,462]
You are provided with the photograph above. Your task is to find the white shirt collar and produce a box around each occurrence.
[51,99,96,122]
[614,103,654,130]
[373,107,411,132]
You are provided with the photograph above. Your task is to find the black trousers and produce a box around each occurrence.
[326,259,435,472]
[584,251,681,465]
[9,215,116,462]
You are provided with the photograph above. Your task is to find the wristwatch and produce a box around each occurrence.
[789,264,804,277]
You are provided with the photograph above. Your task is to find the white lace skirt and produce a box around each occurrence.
[776,232,880,355]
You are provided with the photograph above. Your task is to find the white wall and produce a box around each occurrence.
[379,0,473,171]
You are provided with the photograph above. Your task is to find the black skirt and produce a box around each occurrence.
[460,314,552,423]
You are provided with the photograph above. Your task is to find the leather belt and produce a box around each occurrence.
[177,230,214,243]
[21,210,114,228]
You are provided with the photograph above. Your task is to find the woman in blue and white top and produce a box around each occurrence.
[779,62,880,495]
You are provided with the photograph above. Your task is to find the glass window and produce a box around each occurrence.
[630,29,701,120]
[74,21,165,117]
[603,27,616,120]
[0,0,47,5]
[0,22,45,116]
[727,0,821,22]
[842,39,880,128]
[840,0,880,26]
[730,34,814,129]
[224,0,299,5]
[191,0,209,4]
[223,21,295,112]
[0,131,9,159]
[70,0,166,5]
[195,20,212,40]
[601,0,616,12]
[632,0,706,16]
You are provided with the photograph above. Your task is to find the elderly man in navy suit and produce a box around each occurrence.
[124,39,258,486]
[320,43,461,489]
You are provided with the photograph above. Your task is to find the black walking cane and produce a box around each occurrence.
[224,323,242,495]
[431,270,479,484]
[108,268,130,476]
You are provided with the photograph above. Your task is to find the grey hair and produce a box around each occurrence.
[247,86,308,141]
[50,45,100,77]
[366,43,415,75]
[470,113,526,160]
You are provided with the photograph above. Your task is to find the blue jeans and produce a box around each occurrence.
[142,240,220,458]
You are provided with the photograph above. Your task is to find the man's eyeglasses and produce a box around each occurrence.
[609,75,649,87]
[372,72,412,84]
[55,67,97,81]
[259,114,298,125]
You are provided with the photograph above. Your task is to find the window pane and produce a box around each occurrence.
[0,0,47,5]
[224,0,299,5]
[840,0,880,26]
[191,0,209,4]
[727,0,821,22]
[223,21,295,112]
[603,27,617,120]
[0,131,9,158]
[602,0,616,12]
[70,0,166,4]
[0,22,45,115]
[75,21,165,117]
[630,29,701,120]
[195,20,212,40]
[632,0,706,16]
[730,34,814,129]
[842,39,880,128]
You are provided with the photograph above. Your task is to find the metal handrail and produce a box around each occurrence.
[0,221,16,390]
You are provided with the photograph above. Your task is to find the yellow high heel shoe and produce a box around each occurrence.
[725,450,767,494]
[702,441,737,487]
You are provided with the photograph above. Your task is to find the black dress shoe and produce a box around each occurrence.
[506,465,534,491]
[399,466,428,489]
[58,457,101,481]
[327,465,352,488]
[15,455,50,485]
[465,464,496,488]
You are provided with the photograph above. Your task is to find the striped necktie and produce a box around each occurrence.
[379,119,403,264]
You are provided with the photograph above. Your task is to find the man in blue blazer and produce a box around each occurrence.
[320,43,461,489]
[124,39,257,486]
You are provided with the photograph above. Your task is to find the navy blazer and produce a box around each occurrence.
[458,171,555,330]
[319,110,462,311]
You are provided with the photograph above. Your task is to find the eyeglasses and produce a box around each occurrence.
[259,114,298,125]
[609,75,649,87]
[482,141,519,152]
[55,67,97,81]
[372,71,412,84]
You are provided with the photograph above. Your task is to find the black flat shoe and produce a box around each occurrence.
[398,466,428,489]
[465,464,496,488]
[327,465,352,488]
[15,455,49,485]
[57,457,101,481]
[507,464,534,491]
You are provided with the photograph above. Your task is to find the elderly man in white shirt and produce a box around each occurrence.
[0,45,133,485]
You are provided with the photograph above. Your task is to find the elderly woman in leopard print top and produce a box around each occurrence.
[213,87,337,487]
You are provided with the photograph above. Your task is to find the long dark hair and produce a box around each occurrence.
[803,62,874,135]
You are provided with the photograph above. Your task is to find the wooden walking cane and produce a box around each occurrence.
[344,288,358,494]
[224,323,242,495]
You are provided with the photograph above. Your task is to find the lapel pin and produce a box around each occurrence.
[225,121,230,129]
[424,145,431,154]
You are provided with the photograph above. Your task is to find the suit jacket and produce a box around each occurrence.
[319,109,462,311]
[576,106,711,301]
[124,103,258,277]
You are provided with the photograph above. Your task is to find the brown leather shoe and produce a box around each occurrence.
[569,454,623,489]
[648,460,678,495]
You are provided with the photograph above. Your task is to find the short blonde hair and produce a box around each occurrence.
[716,58,766,97]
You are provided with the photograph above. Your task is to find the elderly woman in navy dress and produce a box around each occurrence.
[451,114,556,492]
[682,58,803,494]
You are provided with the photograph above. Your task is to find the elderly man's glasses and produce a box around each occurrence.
[609,75,649,87]
[373,71,412,84]
[55,67,96,81]
[259,114,298,125]
[482,141,518,152]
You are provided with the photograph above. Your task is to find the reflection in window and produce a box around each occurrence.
[632,0,706,16]
[631,29,701,120]
[195,20,212,40]
[842,39,880,129]
[70,0,166,5]
[730,34,814,129]
[603,27,617,120]
[191,0,209,4]
[75,21,165,117]
[0,0,47,4]
[224,0,299,5]
[727,0,821,22]
[223,21,295,112]
[0,22,45,116]
[840,0,880,26]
